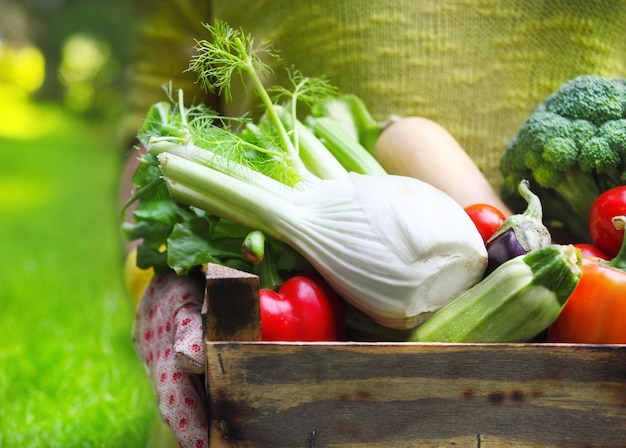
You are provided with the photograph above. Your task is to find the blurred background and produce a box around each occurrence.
[1,0,160,445]
[1,0,133,118]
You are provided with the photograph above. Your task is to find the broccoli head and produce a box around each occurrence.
[500,74,626,242]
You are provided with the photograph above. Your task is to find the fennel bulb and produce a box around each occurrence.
[158,151,487,329]
[125,20,488,330]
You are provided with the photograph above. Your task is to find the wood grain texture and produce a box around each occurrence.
[203,264,261,343]
[204,342,626,447]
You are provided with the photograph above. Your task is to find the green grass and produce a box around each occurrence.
[0,100,158,446]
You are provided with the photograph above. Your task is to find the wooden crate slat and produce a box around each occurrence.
[204,342,626,447]
[203,263,261,342]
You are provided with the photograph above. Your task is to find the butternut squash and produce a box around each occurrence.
[373,117,512,215]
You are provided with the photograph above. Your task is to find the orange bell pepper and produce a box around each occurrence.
[547,216,626,344]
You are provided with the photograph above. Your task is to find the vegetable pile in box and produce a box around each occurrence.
[123,20,595,343]
[122,20,489,331]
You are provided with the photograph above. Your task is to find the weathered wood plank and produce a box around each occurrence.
[205,342,626,447]
[203,264,261,342]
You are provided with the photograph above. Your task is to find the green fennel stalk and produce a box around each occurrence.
[189,21,311,179]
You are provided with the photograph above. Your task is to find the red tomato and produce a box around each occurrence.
[588,186,626,258]
[259,275,346,342]
[464,204,506,244]
[573,243,610,260]
[547,257,626,344]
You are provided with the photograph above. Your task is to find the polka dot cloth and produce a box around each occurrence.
[132,271,208,448]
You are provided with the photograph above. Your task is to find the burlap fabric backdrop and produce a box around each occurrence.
[128,0,626,192]
[127,0,626,191]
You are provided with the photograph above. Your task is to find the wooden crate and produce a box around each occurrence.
[202,264,626,447]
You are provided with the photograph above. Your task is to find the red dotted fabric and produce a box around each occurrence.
[132,271,208,448]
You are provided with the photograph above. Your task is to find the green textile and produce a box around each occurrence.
[129,0,626,191]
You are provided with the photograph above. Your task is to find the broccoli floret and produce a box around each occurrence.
[500,75,626,242]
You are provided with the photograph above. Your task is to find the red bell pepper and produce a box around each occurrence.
[259,274,346,342]
[241,230,346,341]
[547,215,626,344]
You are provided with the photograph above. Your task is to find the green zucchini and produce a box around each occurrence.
[409,244,582,343]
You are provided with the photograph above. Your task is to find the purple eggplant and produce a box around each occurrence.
[485,180,551,274]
